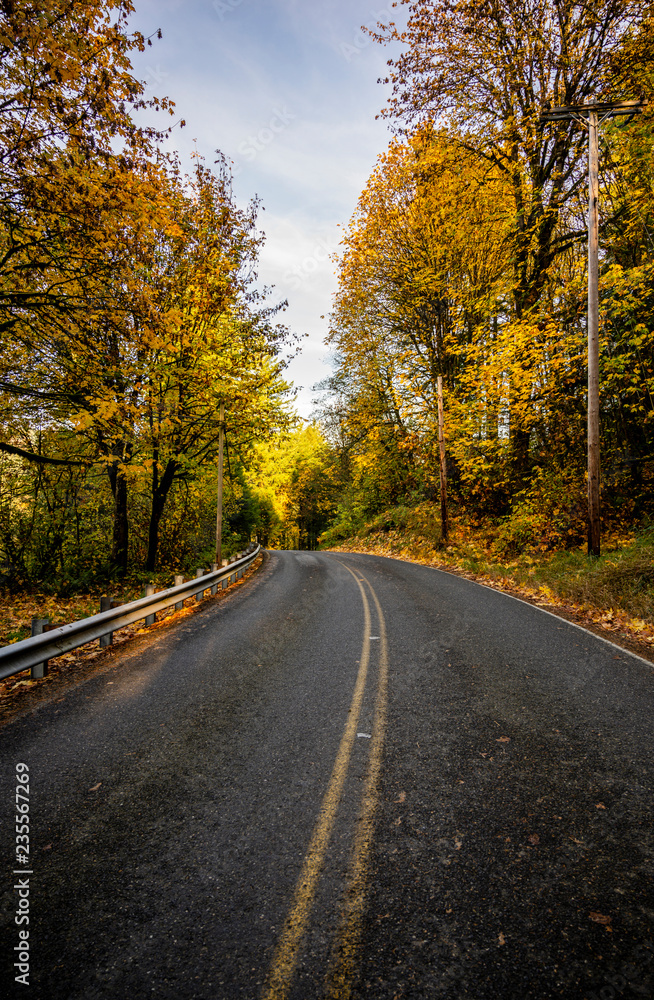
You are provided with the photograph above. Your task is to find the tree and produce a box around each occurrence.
[373,0,651,306]
[0,153,174,574]
[0,1,174,347]
[371,0,654,474]
[250,426,341,549]
[327,132,515,517]
[129,157,293,570]
[0,4,299,585]
[17,154,294,574]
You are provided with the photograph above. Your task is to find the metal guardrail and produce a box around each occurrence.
[0,544,262,682]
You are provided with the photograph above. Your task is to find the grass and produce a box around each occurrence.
[324,506,654,648]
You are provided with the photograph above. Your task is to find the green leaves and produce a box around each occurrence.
[0,5,295,582]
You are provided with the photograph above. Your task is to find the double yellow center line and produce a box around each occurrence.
[262,563,389,1000]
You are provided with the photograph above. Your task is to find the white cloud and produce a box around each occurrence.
[128,0,403,417]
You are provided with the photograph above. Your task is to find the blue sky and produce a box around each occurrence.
[127,0,404,417]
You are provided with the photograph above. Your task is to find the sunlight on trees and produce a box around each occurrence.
[0,1,295,587]
[2,1,654,590]
[321,0,654,553]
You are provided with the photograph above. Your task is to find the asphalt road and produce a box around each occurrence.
[1,550,653,1000]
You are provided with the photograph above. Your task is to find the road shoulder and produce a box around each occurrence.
[0,553,268,728]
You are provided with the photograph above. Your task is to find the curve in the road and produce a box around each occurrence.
[1,549,652,1000]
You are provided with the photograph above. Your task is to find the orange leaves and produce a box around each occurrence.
[589,911,613,932]
[327,2,654,549]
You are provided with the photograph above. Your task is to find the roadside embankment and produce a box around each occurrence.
[326,515,654,662]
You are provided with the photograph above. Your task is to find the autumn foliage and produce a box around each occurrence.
[320,0,654,555]
[0,1,294,587]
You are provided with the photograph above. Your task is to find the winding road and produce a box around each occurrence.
[1,550,653,999]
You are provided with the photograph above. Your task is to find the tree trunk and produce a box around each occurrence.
[113,470,129,576]
[437,375,448,542]
[511,428,532,482]
[145,459,177,571]
[146,495,165,572]
[107,458,129,577]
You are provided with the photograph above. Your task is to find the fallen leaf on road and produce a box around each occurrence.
[589,911,612,925]
[396,791,406,803]
[596,802,607,809]
[528,834,540,845]
[42,844,52,851]
[498,932,506,945]
[496,736,511,743]
[89,782,102,792]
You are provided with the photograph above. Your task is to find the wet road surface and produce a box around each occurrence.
[1,550,653,999]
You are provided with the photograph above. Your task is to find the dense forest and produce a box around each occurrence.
[2,0,654,597]
[316,0,654,559]
[0,0,302,588]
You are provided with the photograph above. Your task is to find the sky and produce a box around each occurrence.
[127,0,404,418]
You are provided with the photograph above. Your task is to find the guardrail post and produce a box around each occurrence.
[196,568,206,602]
[144,585,156,625]
[210,563,218,595]
[99,597,113,647]
[221,559,229,589]
[174,575,184,610]
[0,545,261,682]
[30,618,50,678]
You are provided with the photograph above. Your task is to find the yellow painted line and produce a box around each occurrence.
[324,568,389,999]
[261,570,372,1000]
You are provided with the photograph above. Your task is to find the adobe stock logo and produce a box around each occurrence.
[212,0,245,20]
[284,238,335,291]
[232,107,297,176]
[340,6,394,62]
[142,65,169,91]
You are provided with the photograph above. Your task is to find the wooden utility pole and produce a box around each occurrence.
[437,375,448,542]
[540,100,645,557]
[587,110,601,557]
[215,401,225,566]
